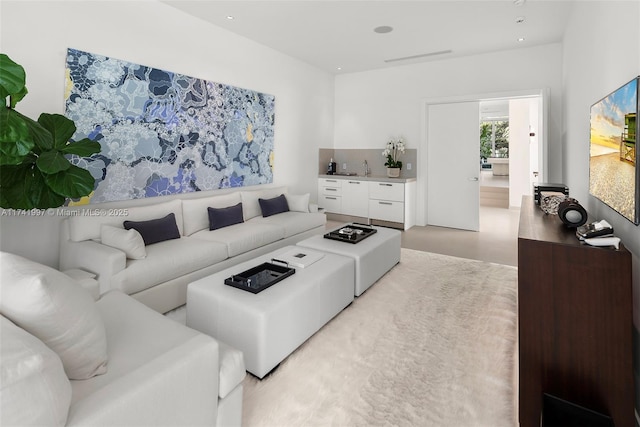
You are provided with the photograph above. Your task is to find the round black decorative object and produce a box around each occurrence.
[557,198,588,228]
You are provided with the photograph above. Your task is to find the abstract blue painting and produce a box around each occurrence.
[64,48,275,204]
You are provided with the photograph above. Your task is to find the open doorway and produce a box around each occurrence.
[480,100,510,208]
[418,89,547,230]
[479,96,542,210]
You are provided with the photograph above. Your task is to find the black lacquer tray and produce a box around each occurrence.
[323,223,377,244]
[224,260,295,294]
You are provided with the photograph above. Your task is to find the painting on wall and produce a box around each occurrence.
[64,48,275,204]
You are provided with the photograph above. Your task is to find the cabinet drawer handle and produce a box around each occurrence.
[379,201,393,205]
[326,197,337,200]
[326,188,337,191]
[379,183,393,187]
[326,180,337,182]
[348,181,360,184]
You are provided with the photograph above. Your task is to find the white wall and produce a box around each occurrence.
[563,0,640,323]
[0,0,334,267]
[333,43,564,182]
[562,1,640,422]
[334,44,563,225]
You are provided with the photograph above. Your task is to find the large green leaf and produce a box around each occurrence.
[44,164,95,199]
[0,107,30,144]
[0,163,63,209]
[0,54,26,103]
[59,138,101,157]
[30,174,66,209]
[38,113,76,149]
[17,110,53,151]
[0,164,33,208]
[9,86,28,109]
[0,151,35,166]
[36,150,71,174]
[0,154,24,166]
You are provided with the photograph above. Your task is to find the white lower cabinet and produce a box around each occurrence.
[368,181,405,223]
[319,194,341,213]
[318,178,342,213]
[318,178,414,229]
[341,180,369,217]
[368,199,404,223]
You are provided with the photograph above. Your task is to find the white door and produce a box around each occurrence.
[427,102,480,231]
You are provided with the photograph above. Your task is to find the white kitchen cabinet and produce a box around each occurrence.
[341,180,369,217]
[368,181,405,223]
[317,177,415,230]
[318,178,342,213]
[368,181,404,202]
[368,199,404,223]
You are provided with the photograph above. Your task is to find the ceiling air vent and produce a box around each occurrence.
[384,50,453,63]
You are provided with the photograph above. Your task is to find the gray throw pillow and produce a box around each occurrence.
[123,213,180,245]
[258,194,289,217]
[207,203,244,230]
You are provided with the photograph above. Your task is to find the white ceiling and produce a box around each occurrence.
[162,0,575,74]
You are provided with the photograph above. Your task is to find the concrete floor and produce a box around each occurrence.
[328,205,520,267]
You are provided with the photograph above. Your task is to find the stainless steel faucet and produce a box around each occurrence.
[363,160,369,176]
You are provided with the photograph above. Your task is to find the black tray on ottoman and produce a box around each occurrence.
[224,260,295,294]
[323,223,377,244]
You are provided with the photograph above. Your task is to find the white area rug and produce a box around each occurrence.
[242,248,518,427]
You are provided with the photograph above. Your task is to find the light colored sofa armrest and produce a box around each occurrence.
[59,220,126,295]
[309,203,319,213]
[67,334,219,426]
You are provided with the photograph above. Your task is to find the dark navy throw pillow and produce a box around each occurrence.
[207,203,244,230]
[258,194,289,217]
[123,213,180,245]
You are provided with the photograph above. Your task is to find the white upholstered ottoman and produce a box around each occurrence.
[186,246,354,379]
[296,225,401,296]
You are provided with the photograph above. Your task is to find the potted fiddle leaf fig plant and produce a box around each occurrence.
[0,53,100,209]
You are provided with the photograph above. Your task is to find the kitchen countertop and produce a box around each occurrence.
[318,174,416,183]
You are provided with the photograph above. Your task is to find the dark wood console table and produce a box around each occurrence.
[518,196,634,427]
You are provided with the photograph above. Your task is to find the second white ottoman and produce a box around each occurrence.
[296,225,401,296]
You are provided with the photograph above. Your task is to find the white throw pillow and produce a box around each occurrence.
[0,316,72,426]
[0,252,109,380]
[101,225,147,259]
[285,193,310,213]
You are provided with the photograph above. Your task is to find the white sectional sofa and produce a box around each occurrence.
[0,251,246,426]
[59,186,326,313]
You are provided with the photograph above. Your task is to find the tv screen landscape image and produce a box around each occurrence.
[589,76,639,225]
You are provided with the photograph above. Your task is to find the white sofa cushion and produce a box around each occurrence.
[182,192,242,236]
[191,222,285,257]
[100,225,146,259]
[68,291,221,426]
[250,211,327,238]
[286,193,310,213]
[1,315,72,427]
[0,252,108,380]
[240,186,288,221]
[68,199,184,242]
[110,237,229,295]
[217,341,246,399]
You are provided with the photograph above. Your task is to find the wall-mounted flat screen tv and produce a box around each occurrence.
[589,76,639,225]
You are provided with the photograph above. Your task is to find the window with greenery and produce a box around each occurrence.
[480,120,509,160]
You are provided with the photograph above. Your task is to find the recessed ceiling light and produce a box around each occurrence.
[513,0,526,5]
[517,37,526,42]
[515,16,525,24]
[337,67,342,71]
[226,15,234,20]
[374,26,394,34]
